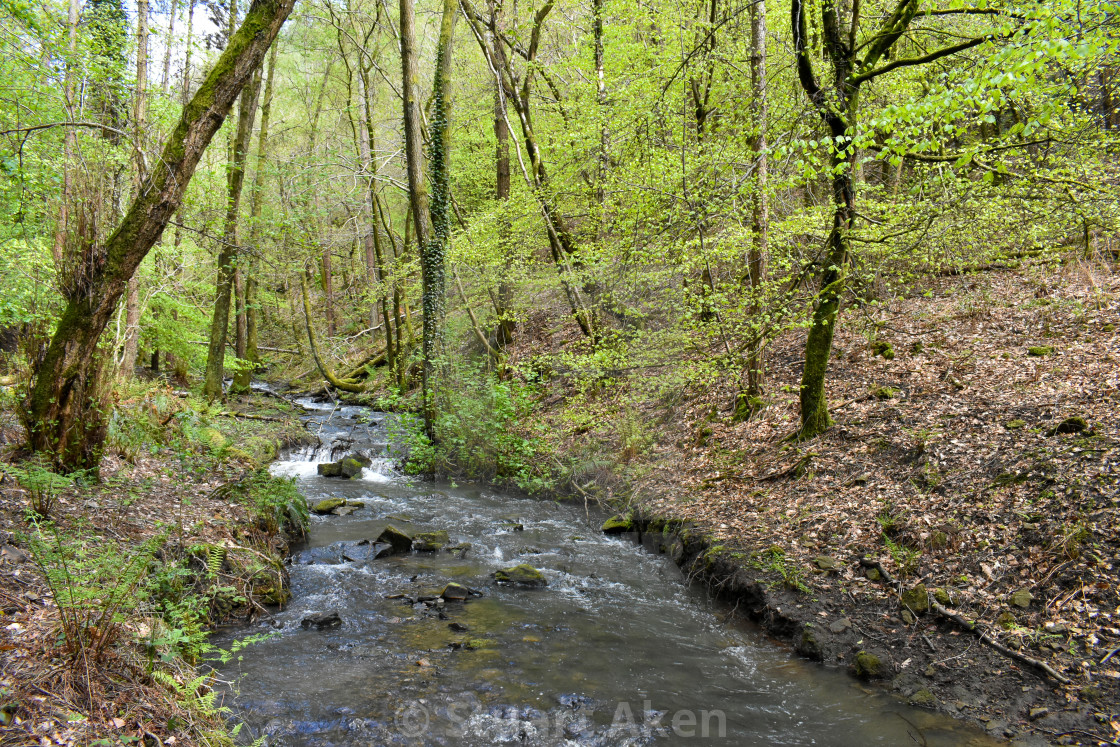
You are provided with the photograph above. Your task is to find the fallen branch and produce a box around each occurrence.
[215,411,284,423]
[858,557,1072,685]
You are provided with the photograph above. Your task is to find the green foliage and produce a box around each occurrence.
[23,523,164,660]
[2,456,77,518]
[750,547,811,593]
[399,360,548,493]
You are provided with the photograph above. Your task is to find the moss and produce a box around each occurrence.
[601,514,634,534]
[413,530,450,551]
[871,386,898,400]
[494,563,547,587]
[932,588,954,607]
[311,498,345,514]
[900,583,929,613]
[853,651,883,679]
[871,340,895,360]
[1027,345,1053,357]
[908,688,937,708]
[1005,419,1026,429]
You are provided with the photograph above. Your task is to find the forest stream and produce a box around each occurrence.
[213,396,996,746]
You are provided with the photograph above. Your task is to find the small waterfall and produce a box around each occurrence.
[270,397,399,482]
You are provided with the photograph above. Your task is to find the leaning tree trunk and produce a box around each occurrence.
[24,0,296,469]
[203,58,264,400]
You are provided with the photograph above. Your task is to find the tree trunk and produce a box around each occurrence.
[491,1,514,348]
[120,0,149,380]
[745,0,768,404]
[322,250,336,337]
[232,41,278,393]
[400,0,451,437]
[51,0,80,268]
[204,60,263,399]
[160,0,179,93]
[24,0,295,469]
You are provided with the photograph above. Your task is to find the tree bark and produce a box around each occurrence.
[204,57,263,399]
[232,40,278,393]
[24,0,295,469]
[401,0,455,437]
[490,0,514,348]
[745,0,769,404]
[120,0,149,380]
[160,0,179,93]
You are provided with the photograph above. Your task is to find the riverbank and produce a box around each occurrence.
[503,259,1119,745]
[0,384,310,745]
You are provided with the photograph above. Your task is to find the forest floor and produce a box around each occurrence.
[513,256,1120,745]
[0,388,309,746]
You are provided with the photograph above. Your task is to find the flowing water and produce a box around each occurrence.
[214,399,993,746]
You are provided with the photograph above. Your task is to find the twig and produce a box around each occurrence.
[859,557,1072,685]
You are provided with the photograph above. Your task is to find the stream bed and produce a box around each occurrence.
[214,399,994,746]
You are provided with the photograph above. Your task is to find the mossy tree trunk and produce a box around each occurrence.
[24,0,296,469]
[789,0,991,438]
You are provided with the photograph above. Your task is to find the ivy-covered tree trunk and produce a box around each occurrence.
[400,0,457,438]
[24,0,296,468]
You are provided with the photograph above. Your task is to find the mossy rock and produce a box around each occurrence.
[1005,419,1026,429]
[414,531,450,552]
[340,457,367,478]
[871,341,895,360]
[865,567,882,581]
[796,626,823,661]
[225,447,257,465]
[312,498,346,515]
[601,514,634,535]
[317,462,343,478]
[900,583,929,613]
[257,584,291,606]
[494,564,547,588]
[853,651,883,679]
[346,500,365,508]
[440,583,469,601]
[377,525,413,554]
[872,386,898,400]
[813,556,842,572]
[908,688,937,708]
[932,588,954,607]
[1009,588,1033,608]
[1027,346,1053,357]
[1048,416,1087,436]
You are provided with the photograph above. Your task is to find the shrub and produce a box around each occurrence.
[24,523,164,661]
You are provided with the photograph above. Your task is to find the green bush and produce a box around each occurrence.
[24,523,165,661]
[399,362,548,493]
